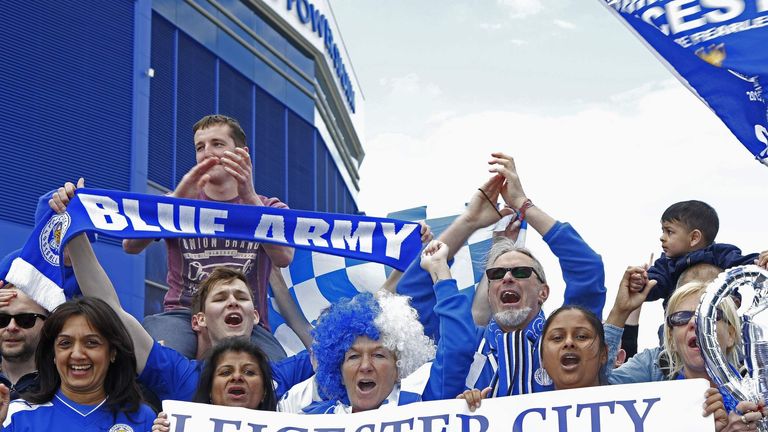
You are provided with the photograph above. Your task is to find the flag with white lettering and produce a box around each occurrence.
[600,0,768,165]
[268,206,528,355]
[5,188,421,311]
[163,379,712,431]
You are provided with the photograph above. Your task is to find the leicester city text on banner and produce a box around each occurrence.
[600,0,768,165]
[163,379,713,432]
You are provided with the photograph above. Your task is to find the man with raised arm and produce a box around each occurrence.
[123,115,294,361]
[398,152,606,396]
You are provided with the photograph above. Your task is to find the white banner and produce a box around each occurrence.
[162,379,713,432]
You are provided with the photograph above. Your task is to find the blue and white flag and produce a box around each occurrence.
[269,206,528,354]
[601,0,768,164]
[6,189,421,311]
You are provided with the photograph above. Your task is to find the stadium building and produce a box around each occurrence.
[0,0,365,317]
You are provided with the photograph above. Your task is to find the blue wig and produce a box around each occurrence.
[311,293,381,400]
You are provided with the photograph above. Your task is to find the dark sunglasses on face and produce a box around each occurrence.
[0,313,47,329]
[485,266,542,282]
[666,309,724,327]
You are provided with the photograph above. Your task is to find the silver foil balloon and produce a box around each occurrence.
[698,265,768,430]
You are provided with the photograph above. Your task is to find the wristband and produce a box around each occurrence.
[517,198,534,221]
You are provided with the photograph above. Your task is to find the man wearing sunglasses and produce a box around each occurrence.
[0,281,48,400]
[398,153,607,397]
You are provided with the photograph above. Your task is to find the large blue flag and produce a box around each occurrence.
[601,0,768,165]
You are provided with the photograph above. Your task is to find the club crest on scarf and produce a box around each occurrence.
[39,212,70,266]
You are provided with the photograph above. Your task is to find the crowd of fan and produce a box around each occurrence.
[0,114,767,431]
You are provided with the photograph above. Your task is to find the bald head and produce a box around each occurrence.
[676,263,723,289]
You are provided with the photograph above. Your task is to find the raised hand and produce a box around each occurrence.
[617,266,656,312]
[629,254,653,292]
[461,174,514,230]
[628,268,649,292]
[419,222,433,244]
[49,178,85,213]
[488,152,527,209]
[0,284,18,308]
[420,240,451,283]
[420,240,449,271]
[606,266,657,327]
[171,157,218,199]
[220,147,263,206]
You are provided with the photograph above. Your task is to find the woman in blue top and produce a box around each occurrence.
[153,337,277,431]
[304,240,476,414]
[0,297,155,431]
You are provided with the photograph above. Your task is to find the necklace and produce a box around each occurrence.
[55,394,108,417]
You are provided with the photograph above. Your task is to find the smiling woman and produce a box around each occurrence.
[0,297,155,431]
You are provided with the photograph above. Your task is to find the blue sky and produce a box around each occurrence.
[330,0,768,349]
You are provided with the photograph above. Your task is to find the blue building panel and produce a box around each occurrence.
[175,32,217,186]
[1,1,361,321]
[219,62,255,147]
[0,0,134,226]
[287,112,315,210]
[148,14,177,190]
[216,27,258,84]
[253,87,288,201]
[316,136,329,212]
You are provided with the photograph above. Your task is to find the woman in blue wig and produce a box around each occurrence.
[305,240,476,414]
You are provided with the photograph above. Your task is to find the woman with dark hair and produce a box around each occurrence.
[152,337,277,431]
[539,305,608,390]
[0,297,155,431]
[194,337,276,410]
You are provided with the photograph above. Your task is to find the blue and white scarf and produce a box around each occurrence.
[6,188,422,311]
[476,311,552,396]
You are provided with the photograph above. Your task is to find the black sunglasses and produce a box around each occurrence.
[666,309,724,327]
[0,313,47,329]
[485,266,542,282]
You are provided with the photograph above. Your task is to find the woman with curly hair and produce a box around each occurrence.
[304,240,476,414]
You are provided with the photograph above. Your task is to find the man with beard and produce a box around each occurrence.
[0,283,47,399]
[398,153,607,397]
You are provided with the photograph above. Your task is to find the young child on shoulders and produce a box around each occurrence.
[645,200,758,309]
